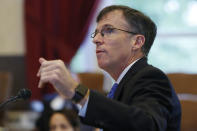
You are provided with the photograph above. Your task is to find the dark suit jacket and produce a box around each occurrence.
[81,57,181,131]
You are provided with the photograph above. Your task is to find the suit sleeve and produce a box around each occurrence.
[80,68,177,131]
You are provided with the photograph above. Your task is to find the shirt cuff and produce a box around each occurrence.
[78,96,89,117]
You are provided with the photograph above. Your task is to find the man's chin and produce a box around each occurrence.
[98,62,110,71]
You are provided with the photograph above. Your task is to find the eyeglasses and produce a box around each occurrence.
[91,27,138,38]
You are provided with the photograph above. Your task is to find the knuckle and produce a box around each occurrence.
[54,69,61,77]
[55,62,61,68]
[58,60,65,66]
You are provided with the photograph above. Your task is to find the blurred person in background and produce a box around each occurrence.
[49,108,80,131]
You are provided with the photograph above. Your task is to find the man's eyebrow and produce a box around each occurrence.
[94,24,114,32]
[102,24,113,28]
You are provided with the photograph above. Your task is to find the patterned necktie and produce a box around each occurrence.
[107,83,118,99]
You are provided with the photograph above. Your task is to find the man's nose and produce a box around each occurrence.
[92,32,104,45]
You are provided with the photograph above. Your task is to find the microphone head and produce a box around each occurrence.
[17,88,32,100]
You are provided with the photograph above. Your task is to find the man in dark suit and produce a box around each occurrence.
[37,5,181,131]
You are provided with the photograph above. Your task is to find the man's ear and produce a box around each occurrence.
[131,35,145,50]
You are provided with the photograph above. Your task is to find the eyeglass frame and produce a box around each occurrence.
[91,26,139,38]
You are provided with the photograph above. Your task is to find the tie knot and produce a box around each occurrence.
[107,83,118,99]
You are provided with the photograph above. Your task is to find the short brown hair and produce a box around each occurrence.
[97,5,157,57]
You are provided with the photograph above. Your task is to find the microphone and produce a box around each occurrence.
[16,88,32,100]
[0,88,32,110]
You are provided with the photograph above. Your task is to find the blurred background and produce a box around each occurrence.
[0,0,197,130]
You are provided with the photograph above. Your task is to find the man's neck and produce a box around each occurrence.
[110,53,144,81]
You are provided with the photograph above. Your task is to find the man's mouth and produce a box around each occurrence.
[96,49,105,54]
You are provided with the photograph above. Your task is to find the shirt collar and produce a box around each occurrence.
[116,58,141,84]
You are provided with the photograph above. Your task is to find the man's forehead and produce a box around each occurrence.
[96,10,130,30]
[98,10,123,22]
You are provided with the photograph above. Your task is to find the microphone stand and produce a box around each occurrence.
[0,96,19,110]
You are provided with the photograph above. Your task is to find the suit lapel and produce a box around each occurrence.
[113,57,148,100]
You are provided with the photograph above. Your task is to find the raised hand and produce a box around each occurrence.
[37,58,78,99]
